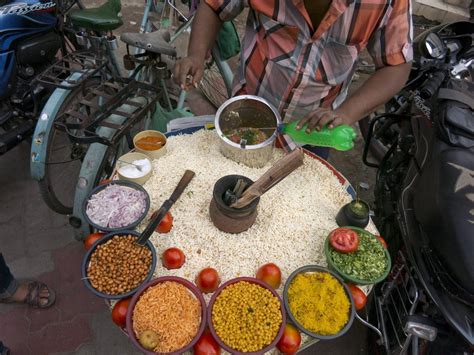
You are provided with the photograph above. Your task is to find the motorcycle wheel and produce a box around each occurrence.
[38,78,101,215]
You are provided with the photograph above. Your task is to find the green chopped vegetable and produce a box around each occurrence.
[329,231,387,281]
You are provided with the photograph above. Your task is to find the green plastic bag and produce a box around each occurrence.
[152,102,193,133]
[216,21,241,60]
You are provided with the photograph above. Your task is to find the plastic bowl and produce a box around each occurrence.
[82,180,150,232]
[207,277,286,355]
[116,151,153,185]
[81,230,157,300]
[283,265,355,340]
[133,130,167,160]
[125,276,207,355]
[324,226,391,285]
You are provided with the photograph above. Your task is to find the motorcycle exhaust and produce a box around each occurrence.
[0,120,36,155]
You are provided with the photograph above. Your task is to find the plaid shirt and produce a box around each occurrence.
[205,0,413,121]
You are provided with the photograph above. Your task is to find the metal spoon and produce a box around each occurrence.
[117,159,143,172]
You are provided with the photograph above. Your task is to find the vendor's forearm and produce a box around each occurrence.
[336,63,411,123]
[188,3,223,60]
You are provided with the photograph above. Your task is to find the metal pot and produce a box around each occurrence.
[215,95,281,168]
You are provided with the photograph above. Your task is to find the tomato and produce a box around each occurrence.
[162,247,185,269]
[276,323,301,354]
[256,263,282,289]
[196,268,220,294]
[376,235,388,248]
[84,232,105,251]
[98,178,112,186]
[348,284,367,311]
[111,297,131,328]
[150,211,173,233]
[329,228,359,253]
[193,328,221,355]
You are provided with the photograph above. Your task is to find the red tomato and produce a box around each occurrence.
[150,211,173,233]
[162,247,185,269]
[84,232,105,251]
[276,323,301,354]
[111,297,131,328]
[196,268,220,294]
[376,235,388,248]
[348,284,367,311]
[193,328,221,355]
[256,263,282,289]
[329,228,359,253]
[98,178,112,186]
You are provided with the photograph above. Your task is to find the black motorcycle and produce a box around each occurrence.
[363,21,474,354]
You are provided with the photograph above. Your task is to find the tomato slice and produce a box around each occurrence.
[348,284,367,310]
[329,228,359,253]
[376,235,388,248]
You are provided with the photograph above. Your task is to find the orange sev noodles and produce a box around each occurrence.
[132,281,201,353]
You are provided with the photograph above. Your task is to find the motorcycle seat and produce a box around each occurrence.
[120,30,177,57]
[70,0,123,32]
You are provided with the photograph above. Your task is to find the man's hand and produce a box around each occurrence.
[173,56,205,90]
[296,107,351,133]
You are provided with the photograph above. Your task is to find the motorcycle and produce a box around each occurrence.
[363,21,474,354]
[0,0,80,155]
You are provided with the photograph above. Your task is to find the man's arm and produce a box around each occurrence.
[333,62,411,126]
[174,3,223,88]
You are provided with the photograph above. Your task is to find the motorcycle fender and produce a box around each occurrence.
[30,72,86,181]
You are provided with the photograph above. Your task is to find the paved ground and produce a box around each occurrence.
[0,2,378,354]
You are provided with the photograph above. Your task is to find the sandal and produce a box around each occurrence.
[0,281,56,309]
[25,281,56,309]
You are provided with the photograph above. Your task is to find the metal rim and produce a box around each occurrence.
[81,230,157,300]
[214,95,281,150]
[283,265,356,340]
[82,180,151,232]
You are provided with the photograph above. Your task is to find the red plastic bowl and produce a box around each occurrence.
[125,276,207,355]
[207,277,286,355]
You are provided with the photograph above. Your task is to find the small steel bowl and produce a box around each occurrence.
[283,265,355,340]
[126,276,207,355]
[207,277,286,355]
[81,230,157,300]
[82,180,150,233]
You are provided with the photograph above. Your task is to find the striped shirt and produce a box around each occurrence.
[205,0,413,121]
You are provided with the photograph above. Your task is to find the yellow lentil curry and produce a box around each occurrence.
[212,281,282,352]
[288,272,350,335]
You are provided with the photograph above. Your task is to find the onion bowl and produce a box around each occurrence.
[82,180,150,232]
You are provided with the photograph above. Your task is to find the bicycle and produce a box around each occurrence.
[30,0,236,240]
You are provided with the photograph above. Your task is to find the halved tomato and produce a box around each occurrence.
[329,228,359,253]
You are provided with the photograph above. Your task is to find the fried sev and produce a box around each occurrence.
[132,281,201,352]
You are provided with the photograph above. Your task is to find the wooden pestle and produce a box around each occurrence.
[230,148,304,209]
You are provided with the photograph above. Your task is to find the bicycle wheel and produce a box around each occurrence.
[199,58,232,108]
[38,78,101,215]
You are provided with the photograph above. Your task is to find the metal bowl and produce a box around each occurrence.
[283,265,355,340]
[215,95,281,168]
[207,277,286,355]
[81,230,157,300]
[126,276,207,355]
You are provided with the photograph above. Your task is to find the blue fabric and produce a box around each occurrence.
[303,145,330,160]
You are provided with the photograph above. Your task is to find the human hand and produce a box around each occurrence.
[295,108,350,133]
[173,55,205,90]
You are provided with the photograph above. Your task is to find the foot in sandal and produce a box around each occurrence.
[0,281,56,309]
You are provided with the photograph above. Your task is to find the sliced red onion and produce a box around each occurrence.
[86,184,147,228]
